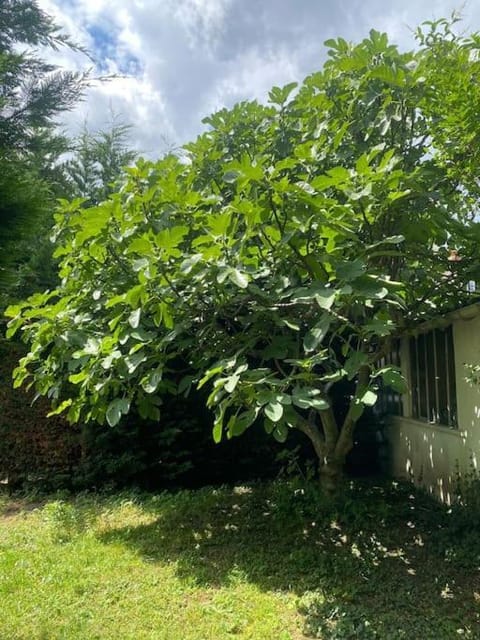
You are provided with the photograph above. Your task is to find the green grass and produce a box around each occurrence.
[0,480,479,639]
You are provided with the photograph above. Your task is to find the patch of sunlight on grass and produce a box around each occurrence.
[0,491,301,640]
[2,480,480,639]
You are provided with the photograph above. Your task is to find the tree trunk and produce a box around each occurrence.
[318,407,345,493]
[296,366,371,493]
[295,415,346,493]
[319,454,345,494]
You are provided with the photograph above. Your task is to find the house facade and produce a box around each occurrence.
[387,302,480,503]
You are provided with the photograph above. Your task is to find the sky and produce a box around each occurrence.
[37,0,480,159]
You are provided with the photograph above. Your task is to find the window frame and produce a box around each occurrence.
[377,339,403,417]
[409,325,457,428]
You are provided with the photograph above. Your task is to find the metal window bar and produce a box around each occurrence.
[445,329,451,425]
[415,337,420,419]
[433,329,440,423]
[377,341,402,416]
[423,335,430,421]
[410,326,457,428]
[446,326,457,428]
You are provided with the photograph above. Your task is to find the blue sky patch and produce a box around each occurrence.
[86,22,142,75]
[39,0,480,158]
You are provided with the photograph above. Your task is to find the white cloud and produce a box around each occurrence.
[170,0,234,53]
[203,43,308,117]
[36,0,480,158]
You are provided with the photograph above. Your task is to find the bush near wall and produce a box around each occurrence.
[0,340,285,491]
[0,339,385,491]
[0,339,82,489]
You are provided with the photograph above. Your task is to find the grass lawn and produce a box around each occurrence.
[0,479,479,639]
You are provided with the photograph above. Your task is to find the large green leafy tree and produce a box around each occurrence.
[7,20,480,489]
[0,0,88,302]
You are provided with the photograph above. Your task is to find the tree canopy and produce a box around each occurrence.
[0,0,89,303]
[7,18,480,488]
[0,0,87,152]
[61,116,138,207]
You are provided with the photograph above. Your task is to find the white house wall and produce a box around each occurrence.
[387,308,480,503]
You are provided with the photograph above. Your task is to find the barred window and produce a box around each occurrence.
[377,340,403,416]
[409,326,457,428]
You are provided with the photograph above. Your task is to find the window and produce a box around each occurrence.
[409,326,457,428]
[377,340,403,416]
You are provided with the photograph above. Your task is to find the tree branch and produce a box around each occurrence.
[335,364,370,457]
[295,413,326,460]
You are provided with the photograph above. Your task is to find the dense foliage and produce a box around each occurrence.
[0,0,86,152]
[0,337,289,491]
[7,19,480,488]
[62,117,138,207]
[0,0,89,303]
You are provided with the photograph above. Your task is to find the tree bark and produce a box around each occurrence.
[319,454,345,494]
[296,410,345,493]
[296,363,372,493]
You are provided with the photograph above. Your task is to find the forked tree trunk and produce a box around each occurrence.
[296,410,349,494]
[296,365,370,493]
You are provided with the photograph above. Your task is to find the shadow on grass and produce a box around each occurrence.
[97,480,480,639]
[0,489,49,519]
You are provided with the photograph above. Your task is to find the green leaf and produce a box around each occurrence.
[217,268,230,284]
[229,408,258,436]
[268,82,298,105]
[125,285,144,308]
[367,235,405,248]
[344,352,369,380]
[291,284,335,306]
[209,214,231,236]
[262,335,295,359]
[304,316,331,352]
[155,226,189,254]
[336,259,365,281]
[282,405,301,427]
[180,254,202,274]
[364,317,395,337]
[161,303,174,329]
[264,418,276,434]
[125,351,146,374]
[106,399,128,427]
[224,373,241,393]
[378,367,408,393]
[292,388,329,410]
[275,393,292,405]
[229,269,249,289]
[142,370,162,394]
[128,308,141,329]
[360,389,378,406]
[324,38,338,48]
[320,369,346,383]
[315,290,336,310]
[223,170,240,183]
[328,166,351,182]
[264,401,283,422]
[272,422,288,442]
[178,375,194,395]
[213,403,227,443]
[68,371,88,384]
[101,350,121,369]
[47,399,73,417]
[198,357,237,390]
[132,257,149,272]
[126,236,152,255]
